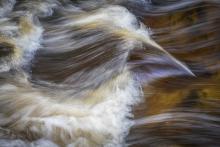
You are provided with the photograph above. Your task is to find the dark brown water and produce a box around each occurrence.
[129,1,220,147]
[0,0,220,147]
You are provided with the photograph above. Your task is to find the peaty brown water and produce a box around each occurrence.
[0,0,220,147]
[129,1,220,147]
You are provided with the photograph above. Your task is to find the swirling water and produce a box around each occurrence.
[0,0,219,147]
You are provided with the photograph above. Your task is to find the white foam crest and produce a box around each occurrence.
[14,15,43,66]
[0,13,43,72]
[0,0,16,17]
[0,71,142,146]
[31,72,141,146]
[65,5,151,40]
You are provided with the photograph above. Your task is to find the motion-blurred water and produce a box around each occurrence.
[0,0,220,147]
[129,1,220,147]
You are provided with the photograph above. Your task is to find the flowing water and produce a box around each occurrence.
[0,0,220,147]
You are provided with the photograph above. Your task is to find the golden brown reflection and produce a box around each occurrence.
[0,0,220,146]
[130,1,220,147]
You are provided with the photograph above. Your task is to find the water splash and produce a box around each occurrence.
[1,0,219,147]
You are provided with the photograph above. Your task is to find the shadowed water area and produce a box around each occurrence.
[129,1,220,147]
[0,0,220,147]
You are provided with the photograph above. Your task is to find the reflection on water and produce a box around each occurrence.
[0,0,219,147]
[129,1,220,147]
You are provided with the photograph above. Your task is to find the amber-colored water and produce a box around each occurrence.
[129,1,220,147]
[0,0,220,146]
